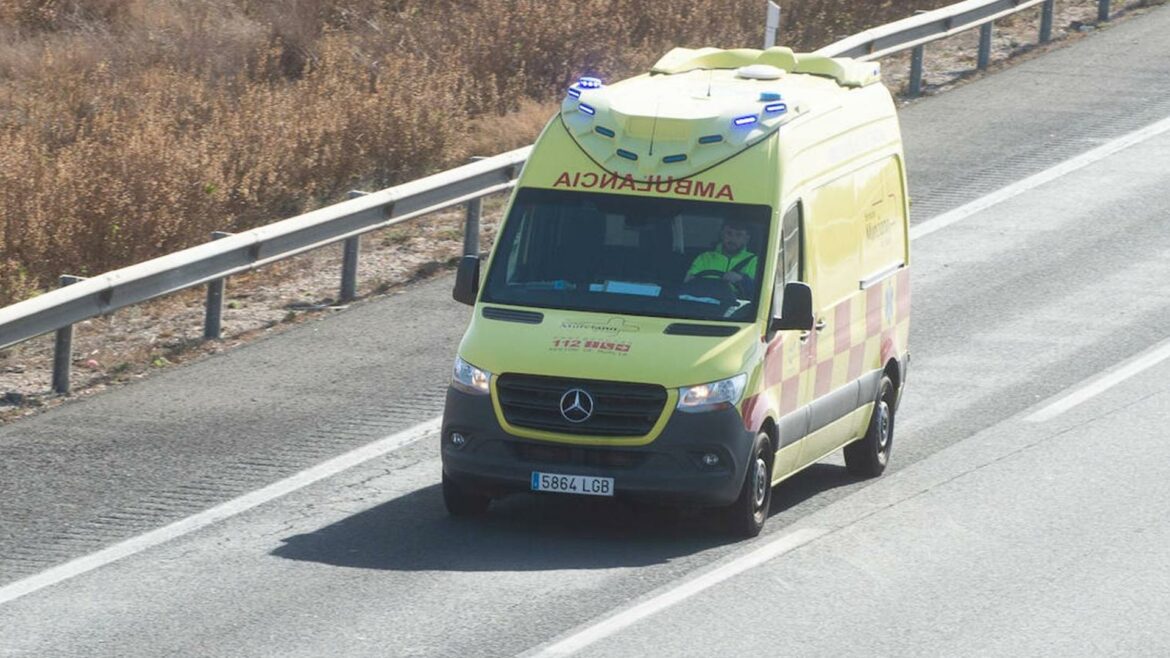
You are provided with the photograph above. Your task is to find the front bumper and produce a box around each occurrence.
[441,386,756,506]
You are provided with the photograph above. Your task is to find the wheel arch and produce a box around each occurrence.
[758,415,779,464]
[883,358,901,395]
[882,356,906,410]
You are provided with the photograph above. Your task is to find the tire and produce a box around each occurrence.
[844,375,896,477]
[442,471,491,516]
[725,432,773,538]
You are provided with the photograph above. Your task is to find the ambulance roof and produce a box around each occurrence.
[560,47,883,180]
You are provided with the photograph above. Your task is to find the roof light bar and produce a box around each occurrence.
[759,92,782,102]
[732,114,758,127]
[616,149,638,161]
[578,77,603,89]
[578,103,596,116]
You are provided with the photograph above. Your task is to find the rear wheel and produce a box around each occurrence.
[725,432,773,538]
[844,375,895,477]
[442,471,491,516]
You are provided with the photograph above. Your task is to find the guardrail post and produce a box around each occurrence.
[977,22,993,70]
[908,44,926,97]
[1039,0,1055,43]
[463,157,486,257]
[203,231,231,340]
[464,197,482,258]
[52,274,83,395]
[341,190,369,303]
[1098,0,1111,22]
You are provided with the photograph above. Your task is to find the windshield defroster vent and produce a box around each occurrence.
[482,307,544,324]
[664,323,741,337]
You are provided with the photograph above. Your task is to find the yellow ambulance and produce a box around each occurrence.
[442,46,910,537]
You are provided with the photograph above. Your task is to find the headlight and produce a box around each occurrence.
[452,356,491,395]
[677,373,747,413]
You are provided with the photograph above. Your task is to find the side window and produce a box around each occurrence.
[773,202,802,313]
[780,202,803,285]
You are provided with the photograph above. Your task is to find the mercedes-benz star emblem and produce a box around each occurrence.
[559,388,594,423]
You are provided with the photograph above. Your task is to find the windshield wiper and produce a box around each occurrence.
[516,280,575,291]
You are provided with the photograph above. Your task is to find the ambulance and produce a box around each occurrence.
[441,46,910,537]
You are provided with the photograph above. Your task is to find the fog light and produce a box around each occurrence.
[702,453,720,467]
[451,433,467,449]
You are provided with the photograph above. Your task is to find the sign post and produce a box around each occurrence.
[764,2,781,48]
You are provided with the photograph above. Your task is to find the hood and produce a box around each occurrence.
[458,306,762,389]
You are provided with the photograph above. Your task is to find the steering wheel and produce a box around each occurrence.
[679,275,738,306]
[689,268,752,298]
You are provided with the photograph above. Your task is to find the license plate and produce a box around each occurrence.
[531,471,614,497]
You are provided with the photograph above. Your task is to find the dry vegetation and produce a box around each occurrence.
[0,0,953,305]
[0,0,1157,412]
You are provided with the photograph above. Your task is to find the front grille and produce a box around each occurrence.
[514,443,573,464]
[512,443,648,470]
[496,374,667,437]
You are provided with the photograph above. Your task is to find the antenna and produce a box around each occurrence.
[706,69,713,98]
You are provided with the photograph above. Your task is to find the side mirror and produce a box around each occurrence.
[770,282,814,332]
[452,255,480,306]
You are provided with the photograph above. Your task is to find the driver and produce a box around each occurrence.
[684,219,758,296]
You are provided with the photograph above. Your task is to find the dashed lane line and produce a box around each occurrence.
[909,115,1170,241]
[525,528,828,657]
[1026,336,1170,423]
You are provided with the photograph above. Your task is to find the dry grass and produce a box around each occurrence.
[0,0,1152,413]
[0,0,966,305]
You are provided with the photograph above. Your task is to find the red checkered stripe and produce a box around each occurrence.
[750,267,910,428]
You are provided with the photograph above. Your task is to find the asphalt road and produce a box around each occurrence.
[1,5,1169,656]
[572,347,1170,657]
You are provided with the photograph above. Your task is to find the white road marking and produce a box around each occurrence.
[1026,337,1170,423]
[0,417,441,607]
[909,115,1170,241]
[5,114,1170,611]
[527,527,828,658]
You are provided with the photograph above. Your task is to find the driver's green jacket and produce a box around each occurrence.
[686,248,758,280]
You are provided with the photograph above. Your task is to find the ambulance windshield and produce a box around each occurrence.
[481,188,771,323]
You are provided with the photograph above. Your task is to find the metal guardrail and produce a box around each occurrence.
[0,147,529,389]
[819,0,1116,97]
[0,0,1119,393]
[820,0,1050,60]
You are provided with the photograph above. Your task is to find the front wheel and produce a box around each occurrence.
[442,471,491,516]
[724,432,773,538]
[844,375,896,477]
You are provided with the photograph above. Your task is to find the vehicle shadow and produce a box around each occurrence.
[271,462,863,573]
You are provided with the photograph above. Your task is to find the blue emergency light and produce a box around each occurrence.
[764,102,788,114]
[732,114,758,127]
[579,103,596,116]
